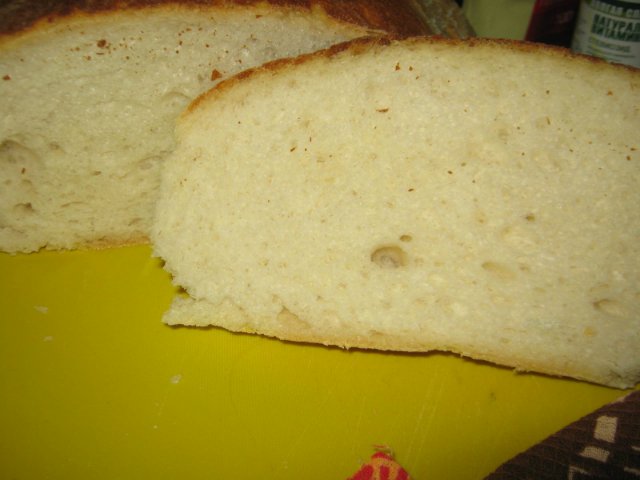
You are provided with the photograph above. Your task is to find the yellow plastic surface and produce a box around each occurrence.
[0,245,632,479]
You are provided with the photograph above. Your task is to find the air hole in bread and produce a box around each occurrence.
[0,140,18,163]
[13,202,34,214]
[160,90,191,108]
[593,298,627,317]
[399,234,412,242]
[0,139,39,165]
[371,245,407,269]
[481,261,515,280]
[61,201,83,209]
[137,157,158,171]
[475,211,488,224]
[277,307,311,330]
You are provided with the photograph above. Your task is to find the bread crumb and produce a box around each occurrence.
[34,305,48,314]
[170,374,182,384]
[43,336,54,342]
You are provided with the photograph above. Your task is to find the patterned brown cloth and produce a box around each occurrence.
[485,390,640,480]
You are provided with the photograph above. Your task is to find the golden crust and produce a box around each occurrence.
[183,35,393,114]
[185,35,639,116]
[81,233,149,250]
[34,233,150,252]
[0,0,473,39]
[166,300,630,388]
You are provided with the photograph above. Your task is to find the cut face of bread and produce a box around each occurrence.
[153,37,640,388]
[1,1,471,253]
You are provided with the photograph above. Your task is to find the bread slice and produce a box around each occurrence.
[0,0,472,253]
[152,37,640,388]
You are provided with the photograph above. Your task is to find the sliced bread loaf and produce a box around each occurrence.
[0,0,471,253]
[153,37,640,388]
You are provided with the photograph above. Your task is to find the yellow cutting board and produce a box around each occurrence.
[0,245,631,479]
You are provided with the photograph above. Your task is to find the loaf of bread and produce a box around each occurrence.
[0,0,472,253]
[153,37,640,388]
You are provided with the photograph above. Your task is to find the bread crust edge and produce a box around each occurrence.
[183,35,639,121]
[0,0,473,41]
